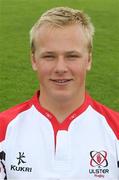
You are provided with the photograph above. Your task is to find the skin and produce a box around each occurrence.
[31,24,92,122]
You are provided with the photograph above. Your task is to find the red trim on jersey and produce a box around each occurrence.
[91,98,119,140]
[0,101,32,142]
[1,90,119,145]
[32,91,90,129]
[32,91,91,145]
[32,91,119,143]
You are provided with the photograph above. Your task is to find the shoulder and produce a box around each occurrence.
[0,100,32,120]
[91,98,119,119]
[89,96,119,139]
[0,90,40,122]
[0,99,32,142]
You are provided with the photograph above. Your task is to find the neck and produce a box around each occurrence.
[39,92,85,123]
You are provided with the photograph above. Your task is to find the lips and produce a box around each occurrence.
[50,79,73,85]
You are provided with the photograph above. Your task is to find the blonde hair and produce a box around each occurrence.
[30,7,95,53]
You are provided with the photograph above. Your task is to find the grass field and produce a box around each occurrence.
[0,0,119,112]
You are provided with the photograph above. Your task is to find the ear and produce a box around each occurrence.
[86,53,92,71]
[31,52,37,71]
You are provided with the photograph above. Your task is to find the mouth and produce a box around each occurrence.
[50,79,73,85]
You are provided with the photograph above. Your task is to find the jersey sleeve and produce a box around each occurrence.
[117,140,119,179]
[117,140,119,168]
[0,142,7,179]
[0,100,31,179]
[0,112,8,179]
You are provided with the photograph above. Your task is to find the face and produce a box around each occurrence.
[31,24,92,103]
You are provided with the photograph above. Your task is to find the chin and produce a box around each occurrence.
[52,91,73,102]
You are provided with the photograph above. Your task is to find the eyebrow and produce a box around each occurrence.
[65,51,81,54]
[40,50,81,55]
[40,51,53,54]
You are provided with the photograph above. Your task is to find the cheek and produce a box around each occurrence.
[36,63,52,81]
[71,63,88,82]
[71,62,87,75]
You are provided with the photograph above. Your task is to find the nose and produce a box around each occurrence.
[54,57,68,74]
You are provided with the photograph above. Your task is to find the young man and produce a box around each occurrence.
[0,7,119,180]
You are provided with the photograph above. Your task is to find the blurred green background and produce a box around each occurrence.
[0,0,119,111]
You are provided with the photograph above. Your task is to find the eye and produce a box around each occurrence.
[67,54,81,60]
[42,55,55,60]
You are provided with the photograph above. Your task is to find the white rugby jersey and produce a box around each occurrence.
[0,91,119,180]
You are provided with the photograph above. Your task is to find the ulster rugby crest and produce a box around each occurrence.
[89,150,109,178]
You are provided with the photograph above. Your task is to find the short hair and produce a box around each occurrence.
[30,7,95,53]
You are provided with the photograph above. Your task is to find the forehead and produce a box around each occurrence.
[34,24,88,52]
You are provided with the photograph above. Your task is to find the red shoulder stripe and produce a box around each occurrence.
[91,99,119,140]
[0,100,32,142]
